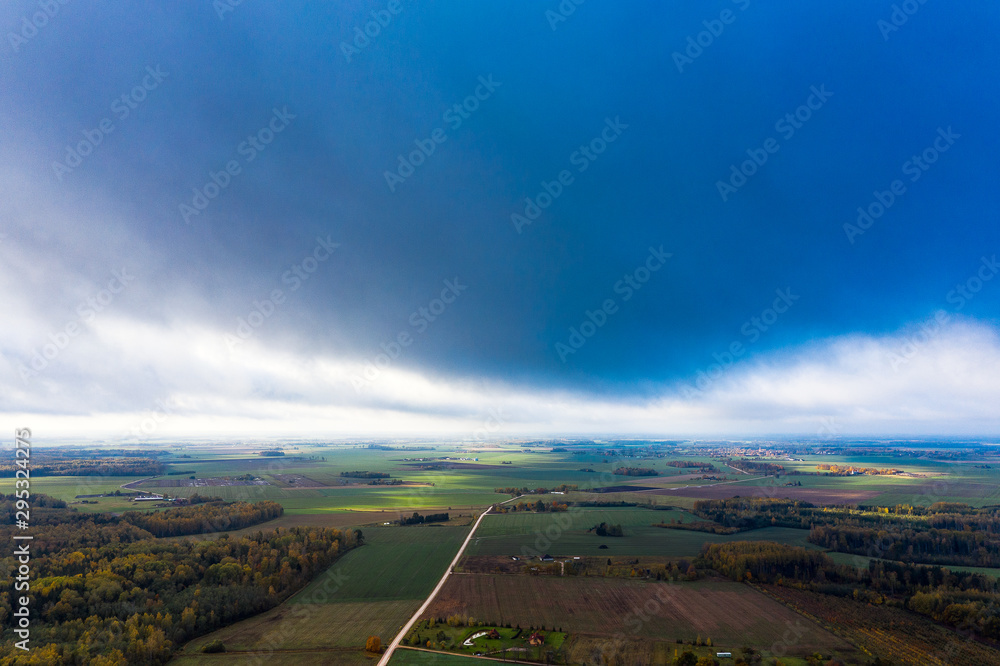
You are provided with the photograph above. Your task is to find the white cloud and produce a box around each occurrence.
[3,296,1000,440]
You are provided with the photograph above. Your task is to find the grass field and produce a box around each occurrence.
[421,574,856,660]
[465,507,815,558]
[389,648,485,664]
[180,524,470,661]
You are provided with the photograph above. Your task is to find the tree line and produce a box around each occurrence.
[399,512,449,525]
[690,498,1000,568]
[0,457,166,477]
[120,500,283,537]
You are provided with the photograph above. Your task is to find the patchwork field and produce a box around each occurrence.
[421,575,856,659]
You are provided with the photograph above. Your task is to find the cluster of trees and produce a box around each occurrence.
[493,484,577,496]
[120,501,283,537]
[726,460,785,475]
[591,522,624,537]
[809,524,1000,568]
[494,500,568,513]
[653,519,742,535]
[0,495,360,665]
[0,457,166,477]
[816,464,901,475]
[399,512,449,525]
[340,471,390,478]
[691,498,817,531]
[666,460,716,470]
[613,467,658,476]
[367,478,404,485]
[701,541,834,583]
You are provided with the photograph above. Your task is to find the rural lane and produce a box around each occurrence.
[378,501,505,665]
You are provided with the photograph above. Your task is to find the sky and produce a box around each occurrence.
[2,1,999,441]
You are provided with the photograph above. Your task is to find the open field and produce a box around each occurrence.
[294,526,470,602]
[421,575,856,659]
[180,524,470,662]
[466,507,815,558]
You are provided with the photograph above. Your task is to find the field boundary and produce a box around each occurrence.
[378,506,492,665]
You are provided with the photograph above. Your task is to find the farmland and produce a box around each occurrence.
[465,506,815,558]
[8,439,1000,664]
[179,525,470,662]
[420,574,856,661]
[763,584,1000,665]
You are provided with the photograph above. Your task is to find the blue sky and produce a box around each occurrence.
[2,1,999,439]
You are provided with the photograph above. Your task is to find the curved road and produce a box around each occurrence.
[377,504,495,665]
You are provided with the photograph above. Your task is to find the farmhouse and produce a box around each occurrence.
[528,632,544,646]
[133,494,169,502]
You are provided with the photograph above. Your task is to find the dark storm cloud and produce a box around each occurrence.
[2,0,998,405]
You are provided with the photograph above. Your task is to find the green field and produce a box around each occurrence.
[294,525,470,602]
[180,524,469,661]
[466,507,815,558]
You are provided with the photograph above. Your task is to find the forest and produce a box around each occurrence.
[0,458,165,477]
[119,500,283,537]
[0,495,359,665]
[690,498,1000,567]
[612,467,658,476]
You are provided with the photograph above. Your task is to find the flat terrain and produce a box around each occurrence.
[421,575,855,659]
[646,485,882,504]
[765,584,1000,666]
[389,649,485,664]
[180,525,470,662]
[465,507,814,558]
